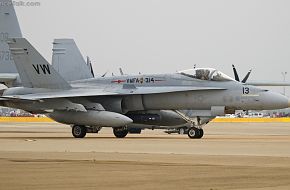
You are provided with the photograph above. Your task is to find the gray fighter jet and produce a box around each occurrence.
[1,0,289,138]
[0,38,289,139]
[0,0,188,136]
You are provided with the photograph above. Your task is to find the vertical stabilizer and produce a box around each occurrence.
[52,39,94,81]
[7,38,71,89]
[0,0,22,73]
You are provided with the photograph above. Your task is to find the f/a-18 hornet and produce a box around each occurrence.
[0,38,289,139]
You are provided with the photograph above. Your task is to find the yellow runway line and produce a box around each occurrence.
[213,117,290,123]
[0,117,54,122]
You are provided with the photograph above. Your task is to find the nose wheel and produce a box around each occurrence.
[188,127,204,139]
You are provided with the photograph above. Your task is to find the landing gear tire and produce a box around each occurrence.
[197,129,204,138]
[188,128,204,139]
[113,127,128,138]
[72,125,87,138]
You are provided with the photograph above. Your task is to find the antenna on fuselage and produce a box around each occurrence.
[86,56,95,77]
[119,68,124,75]
[101,71,108,77]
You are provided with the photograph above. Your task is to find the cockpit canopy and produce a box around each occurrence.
[178,68,234,81]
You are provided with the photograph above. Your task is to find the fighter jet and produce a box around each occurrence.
[0,38,289,139]
[1,0,289,138]
[0,0,189,135]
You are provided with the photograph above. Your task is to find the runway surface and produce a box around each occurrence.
[0,122,290,190]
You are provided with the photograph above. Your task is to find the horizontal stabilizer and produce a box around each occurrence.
[0,73,17,82]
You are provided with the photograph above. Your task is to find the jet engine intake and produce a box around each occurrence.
[211,106,225,116]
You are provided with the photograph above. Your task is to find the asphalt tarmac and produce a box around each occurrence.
[0,122,290,190]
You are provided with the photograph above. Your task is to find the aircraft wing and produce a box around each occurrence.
[1,86,226,101]
[246,81,290,86]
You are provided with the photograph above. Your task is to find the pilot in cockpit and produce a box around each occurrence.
[195,69,210,80]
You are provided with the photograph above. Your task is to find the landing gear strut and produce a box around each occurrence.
[113,127,128,138]
[72,125,87,138]
[172,111,205,139]
[187,127,204,139]
[179,127,186,135]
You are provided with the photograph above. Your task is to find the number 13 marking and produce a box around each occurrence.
[243,87,250,94]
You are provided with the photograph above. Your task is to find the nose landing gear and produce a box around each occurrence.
[187,127,204,139]
[172,110,206,139]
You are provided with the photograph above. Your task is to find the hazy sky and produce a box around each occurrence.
[15,0,290,95]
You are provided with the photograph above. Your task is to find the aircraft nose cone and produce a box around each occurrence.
[260,91,289,110]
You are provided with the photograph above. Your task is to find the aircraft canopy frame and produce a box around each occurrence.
[178,68,234,82]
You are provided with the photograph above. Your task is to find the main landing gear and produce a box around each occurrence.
[187,127,204,139]
[71,125,129,138]
[113,127,129,138]
[72,125,101,138]
[72,125,87,138]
